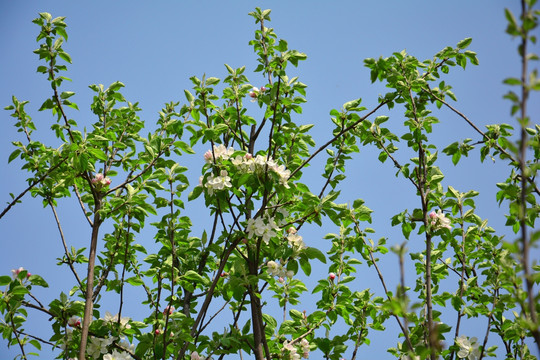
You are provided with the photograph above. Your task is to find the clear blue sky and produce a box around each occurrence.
[1,1,538,359]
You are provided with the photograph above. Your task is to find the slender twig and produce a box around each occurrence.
[48,199,84,290]
[0,156,68,220]
[517,0,540,350]
[289,100,389,181]
[352,219,414,351]
[426,87,540,197]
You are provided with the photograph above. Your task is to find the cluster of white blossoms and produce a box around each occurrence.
[88,336,115,359]
[429,209,452,230]
[200,144,291,194]
[191,351,207,360]
[246,216,280,244]
[232,153,290,188]
[286,227,306,250]
[103,311,131,329]
[87,335,134,359]
[103,349,134,360]
[282,339,310,359]
[203,144,235,164]
[456,335,480,360]
[267,260,294,280]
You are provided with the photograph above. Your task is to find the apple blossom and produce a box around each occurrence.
[91,173,111,187]
[102,311,130,329]
[67,315,81,327]
[163,305,174,315]
[429,209,452,230]
[456,335,480,360]
[11,267,30,279]
[88,336,114,359]
[287,233,306,250]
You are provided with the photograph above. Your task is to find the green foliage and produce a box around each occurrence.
[1,3,539,360]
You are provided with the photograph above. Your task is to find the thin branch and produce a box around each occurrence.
[0,156,68,220]
[48,199,84,290]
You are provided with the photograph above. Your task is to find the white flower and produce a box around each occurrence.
[287,233,306,250]
[119,337,135,353]
[103,349,133,360]
[205,170,232,195]
[456,335,480,360]
[247,217,266,239]
[88,336,114,359]
[429,209,452,230]
[267,261,280,276]
[67,315,80,327]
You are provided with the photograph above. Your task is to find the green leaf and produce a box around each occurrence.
[188,186,203,201]
[457,38,472,49]
[183,270,208,285]
[184,89,194,103]
[11,285,29,296]
[58,51,72,64]
[8,149,22,163]
[503,78,521,86]
[29,275,48,287]
[87,148,107,161]
[303,247,326,263]
[0,276,11,286]
[126,277,145,286]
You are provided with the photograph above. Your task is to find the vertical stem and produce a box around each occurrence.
[247,248,265,360]
[78,196,102,360]
[517,0,540,350]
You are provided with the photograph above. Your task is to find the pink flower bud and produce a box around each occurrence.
[68,316,81,327]
[329,273,336,281]
[163,305,175,315]
[260,86,267,92]
[429,211,437,219]
[155,329,161,335]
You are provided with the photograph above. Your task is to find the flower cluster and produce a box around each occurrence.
[456,335,480,360]
[11,267,30,279]
[200,145,292,193]
[429,209,451,230]
[230,152,291,188]
[163,305,175,315]
[103,311,131,329]
[248,86,267,102]
[191,351,207,360]
[92,173,111,187]
[267,260,293,280]
[204,144,234,164]
[246,216,280,244]
[88,336,115,359]
[282,339,310,359]
[286,227,306,250]
[87,335,134,359]
[103,349,133,360]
